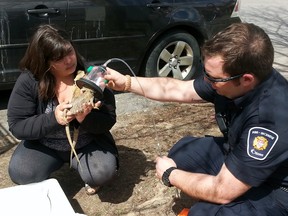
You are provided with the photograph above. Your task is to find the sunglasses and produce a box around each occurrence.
[203,68,244,83]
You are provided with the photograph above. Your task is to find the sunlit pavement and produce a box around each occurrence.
[241,0,288,77]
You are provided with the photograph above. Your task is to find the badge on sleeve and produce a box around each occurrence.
[247,127,278,160]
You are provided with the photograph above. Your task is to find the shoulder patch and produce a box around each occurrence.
[247,127,278,160]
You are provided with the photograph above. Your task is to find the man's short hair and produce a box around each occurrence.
[201,23,274,82]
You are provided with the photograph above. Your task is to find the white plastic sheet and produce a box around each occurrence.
[0,178,85,216]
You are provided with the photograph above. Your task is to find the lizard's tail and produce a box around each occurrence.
[65,125,82,170]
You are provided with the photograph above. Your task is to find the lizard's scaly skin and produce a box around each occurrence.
[64,70,97,169]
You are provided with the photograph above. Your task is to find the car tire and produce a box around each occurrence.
[145,31,201,80]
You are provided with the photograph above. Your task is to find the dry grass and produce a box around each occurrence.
[0,101,221,216]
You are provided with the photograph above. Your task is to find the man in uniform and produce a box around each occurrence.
[104,23,288,215]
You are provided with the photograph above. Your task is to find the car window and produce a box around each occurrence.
[0,0,68,83]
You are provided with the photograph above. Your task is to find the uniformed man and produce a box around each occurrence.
[104,23,288,215]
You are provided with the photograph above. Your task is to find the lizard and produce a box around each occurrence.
[64,70,99,169]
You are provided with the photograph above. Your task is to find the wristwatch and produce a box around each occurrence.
[162,167,177,187]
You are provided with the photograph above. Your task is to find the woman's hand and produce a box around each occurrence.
[73,100,101,123]
[55,101,73,125]
[104,67,127,91]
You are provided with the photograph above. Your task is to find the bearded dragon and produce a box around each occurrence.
[64,70,98,169]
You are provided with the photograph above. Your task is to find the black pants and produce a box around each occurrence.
[168,136,288,216]
[9,139,118,187]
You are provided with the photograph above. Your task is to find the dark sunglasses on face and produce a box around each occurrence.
[203,68,244,83]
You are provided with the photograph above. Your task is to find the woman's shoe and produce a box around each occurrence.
[85,184,100,195]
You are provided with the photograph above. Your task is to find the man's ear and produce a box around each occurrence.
[241,73,256,86]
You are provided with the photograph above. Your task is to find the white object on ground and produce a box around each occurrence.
[0,178,86,216]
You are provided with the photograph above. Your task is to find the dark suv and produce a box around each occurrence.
[0,0,241,90]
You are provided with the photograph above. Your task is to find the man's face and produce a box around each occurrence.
[203,56,245,99]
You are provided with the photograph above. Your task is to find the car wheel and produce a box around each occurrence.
[145,31,200,80]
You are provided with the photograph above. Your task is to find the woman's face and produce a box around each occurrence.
[49,46,77,78]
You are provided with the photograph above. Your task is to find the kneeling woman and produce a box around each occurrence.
[7,24,118,195]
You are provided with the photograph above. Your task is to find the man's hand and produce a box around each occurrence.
[104,67,127,91]
[155,156,177,180]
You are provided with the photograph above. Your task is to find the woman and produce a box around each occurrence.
[7,24,118,195]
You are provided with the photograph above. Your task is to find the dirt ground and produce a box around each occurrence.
[0,93,221,216]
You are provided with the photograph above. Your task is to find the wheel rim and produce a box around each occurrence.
[157,41,194,80]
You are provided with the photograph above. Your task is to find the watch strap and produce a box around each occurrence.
[162,167,177,187]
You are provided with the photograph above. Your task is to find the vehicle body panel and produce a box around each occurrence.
[0,0,241,90]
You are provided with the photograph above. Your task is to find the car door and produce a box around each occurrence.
[0,0,68,89]
[65,0,173,73]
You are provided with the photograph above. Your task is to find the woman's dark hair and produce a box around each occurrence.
[20,24,85,100]
[201,23,274,82]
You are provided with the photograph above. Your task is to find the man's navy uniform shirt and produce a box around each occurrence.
[194,69,288,188]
